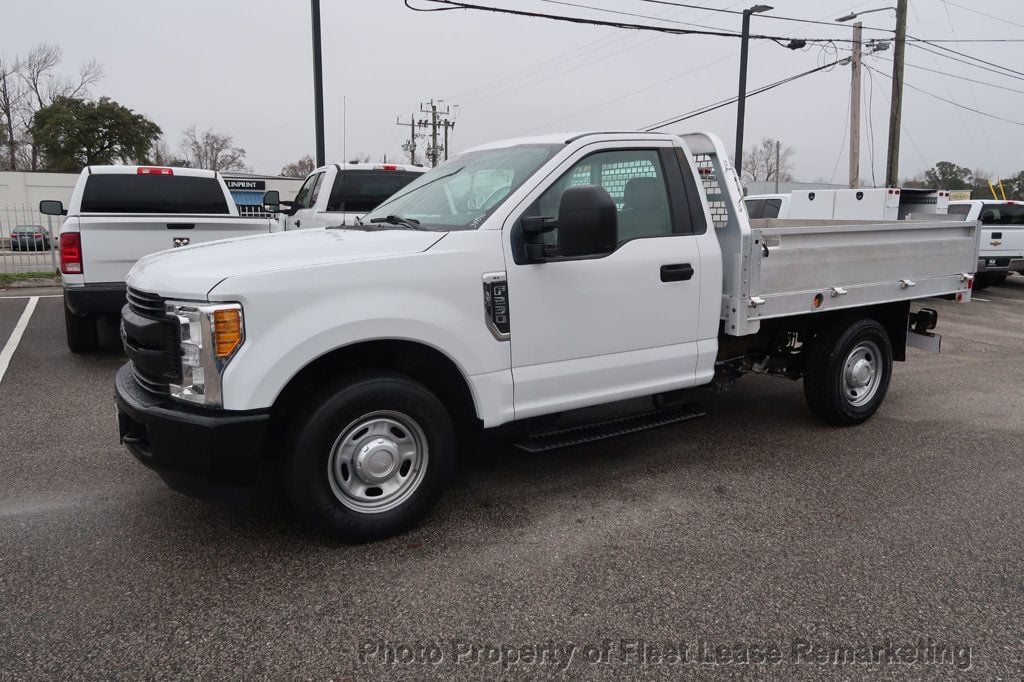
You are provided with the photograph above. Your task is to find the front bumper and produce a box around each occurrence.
[115,363,271,497]
[977,256,1024,273]
[64,282,128,317]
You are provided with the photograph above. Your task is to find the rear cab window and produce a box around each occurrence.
[81,174,229,214]
[326,170,423,213]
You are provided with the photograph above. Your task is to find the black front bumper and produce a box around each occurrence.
[65,283,128,317]
[115,363,271,498]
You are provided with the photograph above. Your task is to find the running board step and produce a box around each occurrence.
[514,402,705,453]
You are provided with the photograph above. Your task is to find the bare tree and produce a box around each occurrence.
[179,126,250,172]
[741,137,796,185]
[147,137,187,167]
[17,44,103,169]
[0,54,25,170]
[280,154,315,178]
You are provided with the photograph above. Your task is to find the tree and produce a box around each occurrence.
[348,153,371,164]
[146,138,188,167]
[0,45,103,170]
[741,137,795,184]
[280,154,315,177]
[923,161,973,190]
[30,96,161,171]
[179,126,250,172]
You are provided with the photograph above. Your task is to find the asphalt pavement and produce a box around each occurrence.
[0,280,1022,678]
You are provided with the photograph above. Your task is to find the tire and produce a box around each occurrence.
[64,303,98,353]
[994,273,1009,286]
[973,273,993,291]
[803,318,893,426]
[286,370,457,542]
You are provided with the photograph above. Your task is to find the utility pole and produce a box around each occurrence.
[849,21,862,188]
[396,115,419,166]
[310,0,325,167]
[734,5,773,180]
[418,99,454,167]
[885,0,908,188]
[441,119,455,161]
[774,140,781,193]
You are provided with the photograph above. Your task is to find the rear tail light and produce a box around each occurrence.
[33,233,42,238]
[60,232,82,274]
[137,166,173,175]
[967,276,974,290]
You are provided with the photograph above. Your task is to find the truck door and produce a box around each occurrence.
[285,171,325,230]
[503,144,709,419]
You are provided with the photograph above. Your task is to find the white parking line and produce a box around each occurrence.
[0,294,61,299]
[0,296,38,386]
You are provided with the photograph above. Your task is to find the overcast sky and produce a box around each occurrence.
[4,0,1023,183]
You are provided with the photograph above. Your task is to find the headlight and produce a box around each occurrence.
[165,301,244,407]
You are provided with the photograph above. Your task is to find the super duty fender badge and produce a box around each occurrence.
[482,272,510,341]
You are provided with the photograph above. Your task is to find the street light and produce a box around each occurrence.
[734,4,773,180]
[836,6,896,22]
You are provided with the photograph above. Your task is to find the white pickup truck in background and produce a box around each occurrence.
[948,200,1024,289]
[40,166,280,353]
[745,187,951,221]
[115,130,978,542]
[271,162,426,230]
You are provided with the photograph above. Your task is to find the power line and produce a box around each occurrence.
[414,0,862,43]
[940,0,1024,31]
[876,56,1024,96]
[641,58,845,131]
[829,78,852,184]
[866,63,1024,128]
[909,37,1024,79]
[908,42,1024,84]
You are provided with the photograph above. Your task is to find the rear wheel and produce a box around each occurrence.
[973,273,994,290]
[994,273,1009,286]
[803,318,893,426]
[286,370,456,542]
[64,302,98,353]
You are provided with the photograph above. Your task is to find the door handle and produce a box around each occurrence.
[660,263,694,282]
[166,223,195,230]
[295,219,301,227]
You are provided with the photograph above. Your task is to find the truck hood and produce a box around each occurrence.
[127,228,447,299]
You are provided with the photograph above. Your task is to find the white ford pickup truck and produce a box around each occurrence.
[948,199,1024,289]
[115,131,978,542]
[272,162,426,230]
[40,165,279,353]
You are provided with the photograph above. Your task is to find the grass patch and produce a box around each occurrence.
[0,270,60,286]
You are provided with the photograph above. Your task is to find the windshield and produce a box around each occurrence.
[362,144,561,230]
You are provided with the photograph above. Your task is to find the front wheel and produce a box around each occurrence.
[286,371,457,542]
[803,318,893,426]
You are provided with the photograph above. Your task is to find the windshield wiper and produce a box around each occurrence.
[368,215,425,230]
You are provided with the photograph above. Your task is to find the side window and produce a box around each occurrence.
[745,199,765,219]
[764,199,782,218]
[307,172,326,207]
[532,149,673,244]
[293,173,317,208]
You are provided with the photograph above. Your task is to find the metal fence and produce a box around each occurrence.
[1,204,60,275]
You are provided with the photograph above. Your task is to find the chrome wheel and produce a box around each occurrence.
[327,410,429,514]
[842,340,883,407]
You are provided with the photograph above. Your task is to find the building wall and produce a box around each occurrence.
[0,170,79,209]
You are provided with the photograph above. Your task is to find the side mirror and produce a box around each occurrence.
[39,200,65,216]
[557,185,617,258]
[262,190,280,213]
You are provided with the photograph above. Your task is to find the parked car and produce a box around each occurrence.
[270,162,427,230]
[116,130,978,542]
[40,165,282,354]
[948,200,1024,289]
[9,225,51,251]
